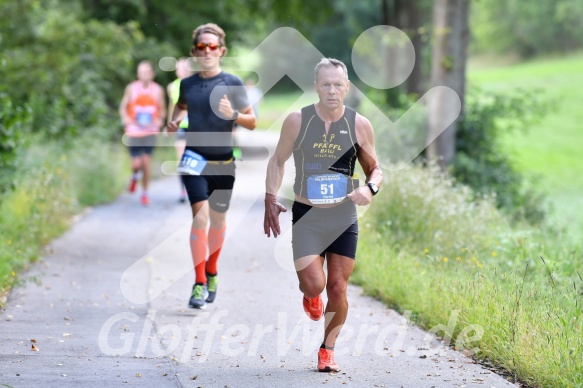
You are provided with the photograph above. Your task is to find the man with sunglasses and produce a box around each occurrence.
[264,58,382,372]
[167,23,256,309]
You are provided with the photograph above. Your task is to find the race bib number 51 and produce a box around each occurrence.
[177,150,207,175]
[307,174,348,204]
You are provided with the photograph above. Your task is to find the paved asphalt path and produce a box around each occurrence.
[0,132,517,387]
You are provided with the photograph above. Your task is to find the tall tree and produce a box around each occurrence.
[427,0,470,167]
[380,0,433,101]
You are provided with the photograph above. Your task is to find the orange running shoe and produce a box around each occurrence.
[303,295,323,321]
[317,348,340,372]
[140,194,149,206]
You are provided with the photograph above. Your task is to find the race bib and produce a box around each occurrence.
[177,150,207,176]
[307,174,348,204]
[136,111,153,127]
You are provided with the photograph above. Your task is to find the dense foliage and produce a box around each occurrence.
[0,94,30,193]
[453,89,553,224]
[471,0,583,57]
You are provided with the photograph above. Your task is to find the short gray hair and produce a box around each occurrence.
[314,58,348,81]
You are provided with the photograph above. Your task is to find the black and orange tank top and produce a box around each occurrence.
[293,104,360,204]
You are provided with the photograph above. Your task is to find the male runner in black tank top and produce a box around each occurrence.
[264,58,383,372]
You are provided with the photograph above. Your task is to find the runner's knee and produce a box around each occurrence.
[299,278,325,298]
[326,280,347,303]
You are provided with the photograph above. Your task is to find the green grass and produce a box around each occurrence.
[354,163,583,387]
[0,131,183,301]
[468,52,583,238]
[0,133,128,301]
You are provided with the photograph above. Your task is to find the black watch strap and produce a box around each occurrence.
[367,182,379,196]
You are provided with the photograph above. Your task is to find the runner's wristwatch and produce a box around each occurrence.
[367,182,379,196]
[231,110,239,120]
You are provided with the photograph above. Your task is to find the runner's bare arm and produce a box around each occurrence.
[347,114,383,206]
[218,95,256,130]
[118,84,132,126]
[168,101,187,133]
[264,111,301,237]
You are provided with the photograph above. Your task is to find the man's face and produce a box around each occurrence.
[315,66,350,110]
[192,33,224,71]
[137,63,155,82]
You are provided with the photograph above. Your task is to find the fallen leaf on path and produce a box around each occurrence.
[190,375,198,380]
[62,333,72,337]
[31,344,39,351]
[31,339,37,343]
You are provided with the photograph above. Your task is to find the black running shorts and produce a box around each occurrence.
[291,200,359,260]
[181,161,236,212]
[127,135,157,157]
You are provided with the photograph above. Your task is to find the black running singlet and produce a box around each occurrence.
[178,72,249,160]
[293,104,360,204]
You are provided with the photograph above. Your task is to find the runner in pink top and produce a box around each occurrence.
[119,61,166,206]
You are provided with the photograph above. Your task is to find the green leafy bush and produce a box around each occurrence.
[0,0,175,141]
[0,134,127,297]
[0,94,31,193]
[453,88,553,224]
[471,0,583,57]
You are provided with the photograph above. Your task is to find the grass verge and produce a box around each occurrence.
[353,163,583,387]
[0,133,127,302]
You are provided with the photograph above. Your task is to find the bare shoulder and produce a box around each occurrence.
[284,110,302,126]
[281,110,302,136]
[272,110,302,160]
[355,112,374,143]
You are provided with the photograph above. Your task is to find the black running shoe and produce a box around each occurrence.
[206,274,219,303]
[188,283,208,309]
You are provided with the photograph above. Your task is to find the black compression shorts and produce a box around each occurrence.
[127,135,157,157]
[181,161,236,212]
[291,200,359,260]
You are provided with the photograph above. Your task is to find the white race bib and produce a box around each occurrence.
[307,174,348,204]
[177,150,207,175]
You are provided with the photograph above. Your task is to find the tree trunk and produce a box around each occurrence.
[427,0,470,167]
[404,0,425,96]
[380,0,407,107]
